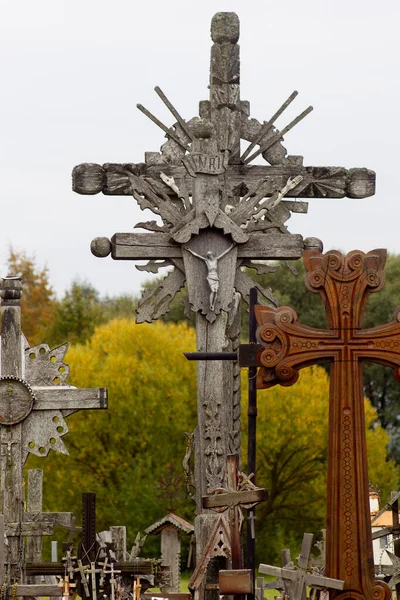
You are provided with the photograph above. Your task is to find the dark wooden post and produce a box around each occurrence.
[247,287,258,592]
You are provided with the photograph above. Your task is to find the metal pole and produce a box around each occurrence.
[247,288,258,595]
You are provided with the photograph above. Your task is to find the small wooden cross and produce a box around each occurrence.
[57,575,76,600]
[202,454,267,571]
[259,533,344,600]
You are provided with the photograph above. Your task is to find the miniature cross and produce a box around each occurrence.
[259,533,344,600]
[255,249,400,600]
[0,277,107,584]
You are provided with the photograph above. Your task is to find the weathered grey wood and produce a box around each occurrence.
[6,522,54,536]
[0,278,24,584]
[12,584,62,596]
[161,527,181,593]
[73,163,375,200]
[259,533,344,600]
[110,526,127,562]
[26,469,43,567]
[110,232,304,260]
[33,387,108,411]
[203,488,267,508]
[0,277,108,585]
[0,514,4,584]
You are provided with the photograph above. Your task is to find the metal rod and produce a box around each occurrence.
[154,86,193,142]
[136,104,190,153]
[247,287,258,594]
[240,90,298,162]
[244,105,313,165]
[183,352,237,361]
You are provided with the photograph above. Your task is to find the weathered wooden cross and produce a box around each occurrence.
[0,276,107,584]
[259,533,344,600]
[255,248,400,600]
[73,11,375,508]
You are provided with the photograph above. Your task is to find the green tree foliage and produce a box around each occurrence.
[47,279,139,347]
[27,319,198,553]
[241,365,399,563]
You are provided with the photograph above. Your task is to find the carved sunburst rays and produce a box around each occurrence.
[135,258,278,324]
[24,343,70,459]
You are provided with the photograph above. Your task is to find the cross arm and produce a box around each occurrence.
[202,488,267,509]
[32,387,108,411]
[352,316,400,377]
[255,305,341,389]
[25,511,75,529]
[72,163,375,199]
[258,565,297,581]
[95,232,305,261]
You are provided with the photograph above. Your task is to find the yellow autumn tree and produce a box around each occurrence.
[27,318,198,548]
[241,365,399,562]
[6,248,55,345]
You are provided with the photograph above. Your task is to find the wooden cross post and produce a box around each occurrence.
[254,248,400,600]
[0,277,107,584]
[73,10,375,508]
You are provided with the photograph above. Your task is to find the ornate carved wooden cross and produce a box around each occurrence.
[0,277,107,584]
[255,248,400,600]
[73,12,375,509]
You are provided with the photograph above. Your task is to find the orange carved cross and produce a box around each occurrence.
[255,249,399,600]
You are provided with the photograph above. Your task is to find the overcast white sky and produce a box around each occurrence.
[1,0,399,298]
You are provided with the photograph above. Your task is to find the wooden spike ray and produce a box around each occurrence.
[243,106,313,164]
[136,104,190,152]
[240,90,298,162]
[154,86,193,142]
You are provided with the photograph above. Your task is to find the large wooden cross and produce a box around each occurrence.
[72,12,375,512]
[0,277,107,584]
[254,248,400,600]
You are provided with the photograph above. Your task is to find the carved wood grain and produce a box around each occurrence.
[255,249,394,600]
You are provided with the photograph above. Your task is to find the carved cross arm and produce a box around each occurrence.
[32,387,108,411]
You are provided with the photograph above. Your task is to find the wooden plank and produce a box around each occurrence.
[0,514,4,583]
[32,387,108,410]
[258,566,297,581]
[13,584,61,596]
[111,232,304,261]
[6,522,53,536]
[306,574,344,590]
[72,163,375,199]
[203,488,267,509]
[25,511,74,528]
[219,570,253,594]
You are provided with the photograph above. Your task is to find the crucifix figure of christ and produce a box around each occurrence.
[184,243,235,311]
[253,248,400,600]
[0,277,108,585]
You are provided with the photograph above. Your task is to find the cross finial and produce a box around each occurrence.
[210,12,240,44]
[0,277,22,301]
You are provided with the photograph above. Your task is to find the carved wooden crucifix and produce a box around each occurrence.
[0,277,107,584]
[72,13,375,512]
[254,248,400,600]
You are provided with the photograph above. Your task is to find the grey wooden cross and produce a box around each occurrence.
[259,533,344,600]
[0,277,107,584]
[72,10,375,508]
